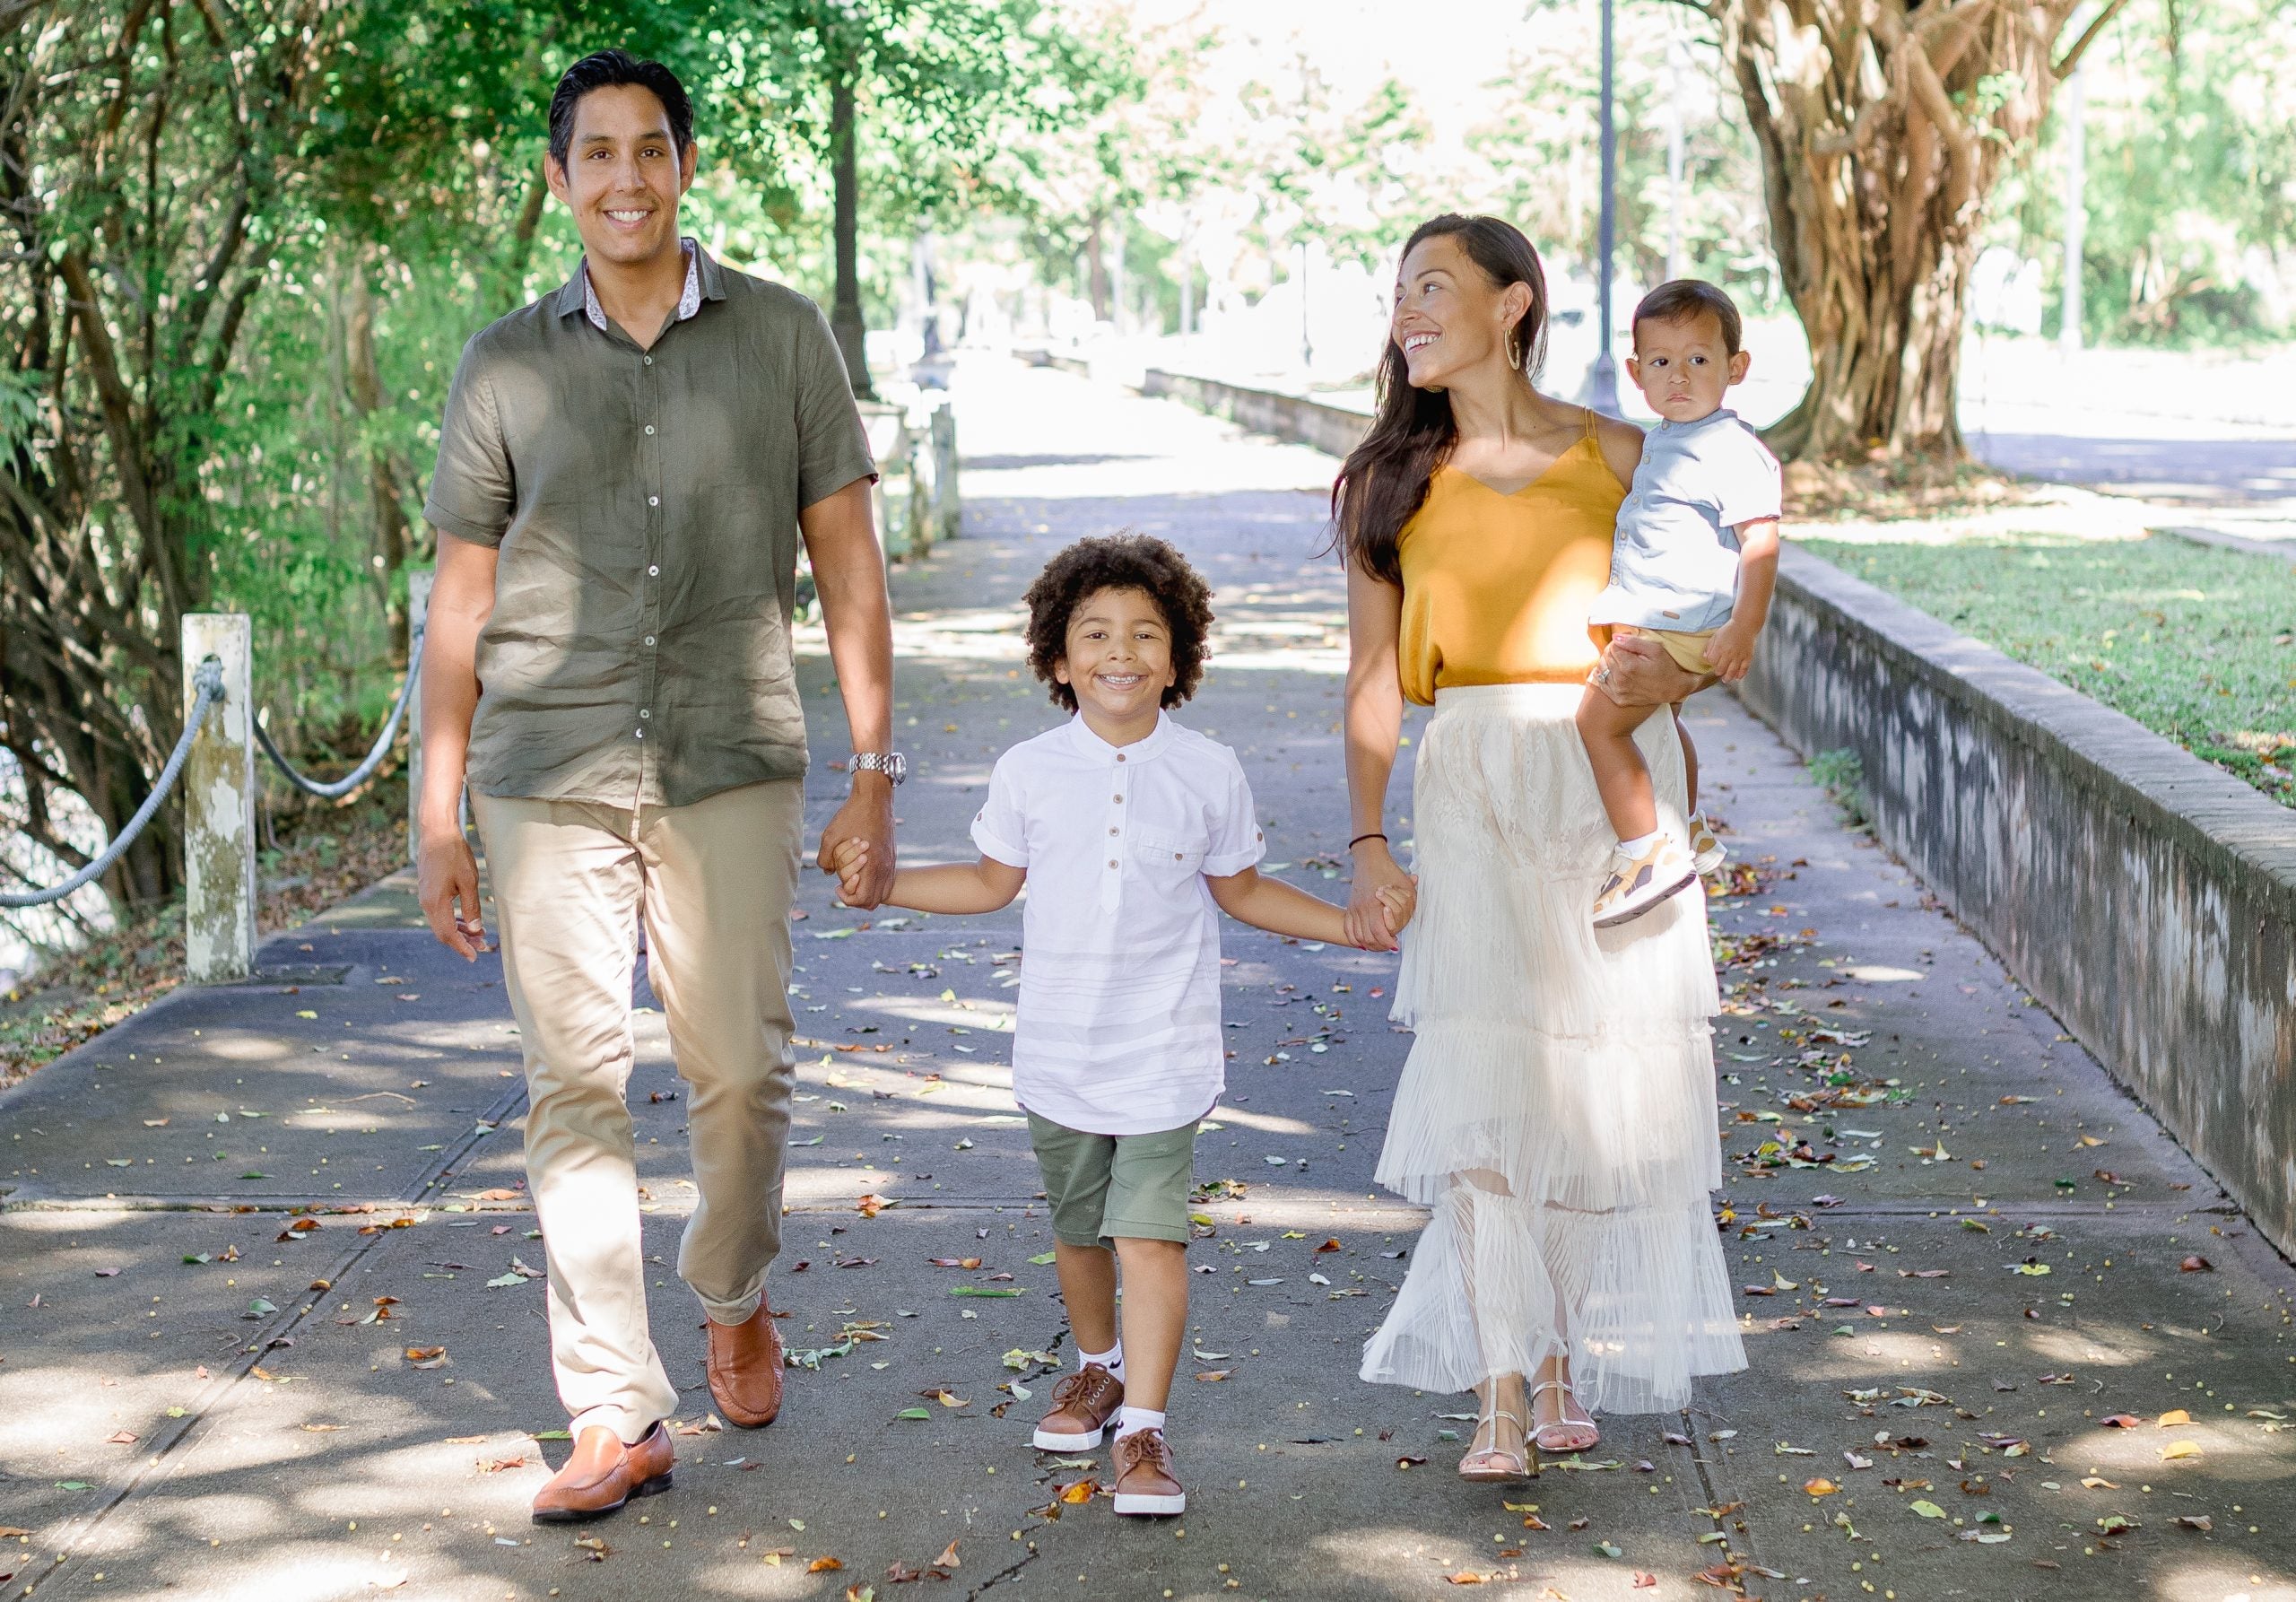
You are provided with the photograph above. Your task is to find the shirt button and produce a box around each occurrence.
[1113,795,1123,803]
[648,495,660,507]
[648,565,660,576]
[644,635,657,646]
[1116,753,1126,763]
[644,424,656,436]
[635,728,646,740]
[644,355,654,366]
[1172,852,1184,860]
[1107,859,1118,869]
[1108,826,1118,836]
[639,709,650,719]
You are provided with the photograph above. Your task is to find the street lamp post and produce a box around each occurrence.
[1578,0,1622,414]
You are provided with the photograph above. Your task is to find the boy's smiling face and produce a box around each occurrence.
[1055,585,1178,741]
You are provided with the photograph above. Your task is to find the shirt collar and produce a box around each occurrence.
[555,238,718,331]
[1066,709,1176,762]
[1657,405,1738,434]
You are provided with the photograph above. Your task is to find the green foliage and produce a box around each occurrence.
[1804,533,2296,806]
[1805,749,1870,830]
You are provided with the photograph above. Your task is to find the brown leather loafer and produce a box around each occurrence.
[705,1302,785,1428]
[530,1422,674,1524]
[1112,1426,1187,1516]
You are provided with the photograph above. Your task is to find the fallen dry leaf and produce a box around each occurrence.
[2100,1415,2144,1429]
[2158,1409,2192,1428]
[1058,1478,1097,1504]
[2180,1255,2213,1273]
[2161,1441,2202,1461]
[404,1346,448,1370]
[476,1456,528,1474]
[1195,1370,1231,1382]
[808,1555,844,1573]
[1803,1478,1839,1496]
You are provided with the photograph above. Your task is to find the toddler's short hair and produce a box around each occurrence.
[1022,534,1215,712]
[1632,279,1743,358]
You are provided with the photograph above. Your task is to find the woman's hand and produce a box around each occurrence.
[1594,632,1710,708]
[1345,838,1415,951]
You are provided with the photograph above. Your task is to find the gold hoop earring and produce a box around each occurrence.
[1506,328,1522,370]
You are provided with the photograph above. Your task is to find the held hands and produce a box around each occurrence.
[829,834,876,906]
[818,776,896,909]
[1345,839,1417,952]
[1703,619,1757,683]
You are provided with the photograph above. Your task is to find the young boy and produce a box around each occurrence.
[1578,278,1782,927]
[831,534,1405,1518]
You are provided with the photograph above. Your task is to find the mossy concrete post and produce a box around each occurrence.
[930,401,960,542]
[182,613,255,984]
[405,568,432,864]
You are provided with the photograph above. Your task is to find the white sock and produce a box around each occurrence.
[1618,829,1663,857]
[1114,1405,1166,1441]
[1079,1341,1123,1380]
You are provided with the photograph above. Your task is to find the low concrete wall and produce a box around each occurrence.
[1740,545,2296,1255]
[1141,370,1370,458]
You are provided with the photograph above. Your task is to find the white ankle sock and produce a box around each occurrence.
[1079,1341,1123,1380]
[1618,829,1663,857]
[1114,1405,1165,1441]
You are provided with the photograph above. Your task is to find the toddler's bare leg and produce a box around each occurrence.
[1577,683,1665,842]
[1054,1241,1118,1355]
[1112,1237,1189,1413]
[1674,705,1700,814]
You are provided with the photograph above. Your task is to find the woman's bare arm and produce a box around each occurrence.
[1342,561,1417,948]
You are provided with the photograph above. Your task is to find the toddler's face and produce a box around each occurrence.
[1055,586,1177,726]
[1627,310,1750,423]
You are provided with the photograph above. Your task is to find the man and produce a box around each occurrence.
[415,48,902,1525]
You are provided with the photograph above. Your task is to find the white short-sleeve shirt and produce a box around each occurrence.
[1588,405,1783,634]
[971,711,1265,1136]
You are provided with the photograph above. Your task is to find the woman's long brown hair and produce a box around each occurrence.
[1328,214,1552,587]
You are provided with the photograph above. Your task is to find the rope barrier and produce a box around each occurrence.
[253,630,423,801]
[0,658,226,910]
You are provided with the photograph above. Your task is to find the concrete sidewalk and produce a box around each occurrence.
[4,357,2293,1602]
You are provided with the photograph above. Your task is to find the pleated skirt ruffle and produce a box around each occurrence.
[1361,683,1747,1413]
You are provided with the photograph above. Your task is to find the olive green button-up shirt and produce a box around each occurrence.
[422,245,876,809]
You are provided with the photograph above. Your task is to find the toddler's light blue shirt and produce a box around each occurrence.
[1588,406,1781,634]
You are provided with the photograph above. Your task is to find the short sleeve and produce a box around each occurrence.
[1713,426,1783,531]
[795,302,880,509]
[1200,754,1266,877]
[422,336,514,548]
[970,753,1030,868]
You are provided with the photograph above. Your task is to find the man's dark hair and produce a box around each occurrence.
[1632,278,1744,357]
[1022,535,1216,712]
[548,49,694,167]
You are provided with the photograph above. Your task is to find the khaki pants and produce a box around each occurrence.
[474,780,802,1444]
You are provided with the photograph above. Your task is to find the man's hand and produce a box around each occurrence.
[1594,631,1711,709]
[1703,619,1757,683]
[817,774,895,909]
[417,827,489,960]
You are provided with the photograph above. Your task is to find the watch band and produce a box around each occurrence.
[849,751,907,785]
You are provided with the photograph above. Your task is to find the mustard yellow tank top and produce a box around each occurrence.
[1396,408,1625,706]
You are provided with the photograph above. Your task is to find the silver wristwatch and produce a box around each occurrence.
[849,751,908,785]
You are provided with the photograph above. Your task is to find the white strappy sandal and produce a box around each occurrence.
[1529,1378,1601,1456]
[1457,1405,1532,1483]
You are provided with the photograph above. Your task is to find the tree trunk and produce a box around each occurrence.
[1084,209,1110,322]
[1706,0,2128,464]
[829,65,874,400]
[344,255,412,665]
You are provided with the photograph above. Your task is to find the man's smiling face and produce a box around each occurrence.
[544,82,696,269]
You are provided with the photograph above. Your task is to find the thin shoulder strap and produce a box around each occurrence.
[1579,406,1599,441]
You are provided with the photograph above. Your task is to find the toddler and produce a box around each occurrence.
[832,534,1406,1517]
[1578,279,1781,927]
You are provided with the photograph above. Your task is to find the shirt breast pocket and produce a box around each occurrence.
[1129,828,1208,887]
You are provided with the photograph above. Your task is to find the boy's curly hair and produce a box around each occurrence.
[1022,534,1215,712]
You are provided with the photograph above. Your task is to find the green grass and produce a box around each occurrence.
[1797,531,2296,806]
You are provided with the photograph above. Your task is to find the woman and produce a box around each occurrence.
[1336,214,1746,1478]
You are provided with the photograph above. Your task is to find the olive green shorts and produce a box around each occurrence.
[1027,1112,1198,1247]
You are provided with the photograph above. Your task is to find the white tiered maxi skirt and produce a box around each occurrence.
[1361,683,1747,1415]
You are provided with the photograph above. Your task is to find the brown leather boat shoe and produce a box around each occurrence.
[1112,1425,1187,1517]
[530,1422,674,1524]
[1031,1363,1124,1451]
[705,1301,785,1428]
